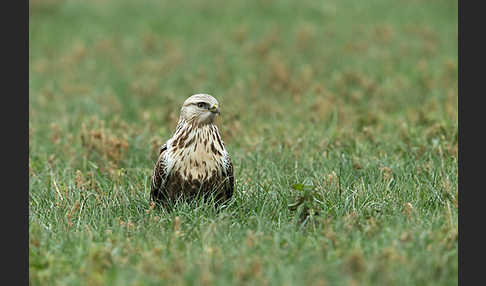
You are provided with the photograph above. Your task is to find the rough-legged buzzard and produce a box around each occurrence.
[150,94,234,208]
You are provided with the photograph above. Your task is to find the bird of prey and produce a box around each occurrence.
[150,94,234,208]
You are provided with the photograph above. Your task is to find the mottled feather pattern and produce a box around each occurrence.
[150,94,234,208]
[150,143,168,201]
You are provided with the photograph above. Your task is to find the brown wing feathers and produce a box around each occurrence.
[223,156,234,199]
[150,143,168,202]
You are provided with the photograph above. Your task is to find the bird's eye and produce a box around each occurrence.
[197,102,205,108]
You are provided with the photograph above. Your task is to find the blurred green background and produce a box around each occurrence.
[29,0,457,285]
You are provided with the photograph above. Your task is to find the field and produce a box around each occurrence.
[29,0,458,285]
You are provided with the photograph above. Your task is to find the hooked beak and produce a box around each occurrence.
[209,104,220,115]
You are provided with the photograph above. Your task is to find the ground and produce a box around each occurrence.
[29,0,458,285]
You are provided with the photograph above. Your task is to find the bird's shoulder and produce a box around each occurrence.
[158,142,168,155]
[151,142,169,193]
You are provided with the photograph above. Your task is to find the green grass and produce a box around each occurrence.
[29,0,458,285]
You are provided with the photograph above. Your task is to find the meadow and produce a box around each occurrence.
[29,0,458,285]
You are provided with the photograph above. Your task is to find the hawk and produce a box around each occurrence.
[150,94,234,208]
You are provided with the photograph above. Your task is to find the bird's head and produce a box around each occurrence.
[179,94,221,125]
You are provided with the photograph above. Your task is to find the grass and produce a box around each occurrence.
[29,0,458,285]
